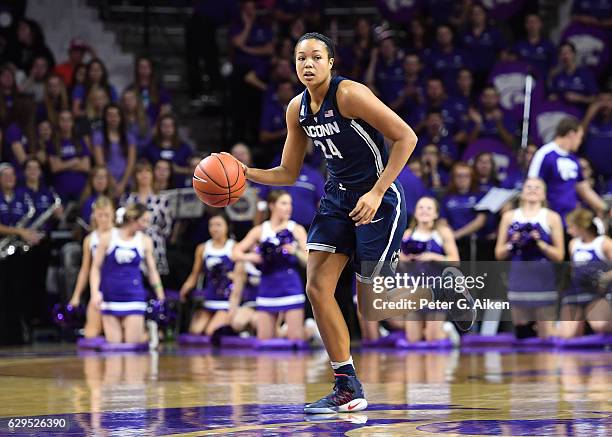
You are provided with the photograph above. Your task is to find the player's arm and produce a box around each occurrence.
[337,81,417,225]
[69,235,92,306]
[89,232,110,308]
[180,243,205,301]
[144,235,164,300]
[237,96,308,186]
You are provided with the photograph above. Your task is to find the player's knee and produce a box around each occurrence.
[305,280,331,306]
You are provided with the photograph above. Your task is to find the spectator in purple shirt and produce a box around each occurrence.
[420,143,449,191]
[415,109,458,169]
[4,97,35,175]
[259,80,293,166]
[365,36,405,106]
[513,14,556,79]
[461,4,505,90]
[439,161,487,260]
[388,53,425,118]
[549,42,598,109]
[120,87,151,155]
[128,56,172,125]
[424,24,470,92]
[571,0,612,28]
[79,165,114,224]
[396,163,430,217]
[528,117,609,223]
[47,110,91,202]
[37,74,69,125]
[71,59,117,118]
[153,159,174,192]
[230,0,275,72]
[33,119,52,168]
[503,142,538,191]
[404,18,430,55]
[467,86,517,147]
[144,114,193,187]
[92,104,136,197]
[580,91,612,184]
[338,17,374,80]
[0,64,18,126]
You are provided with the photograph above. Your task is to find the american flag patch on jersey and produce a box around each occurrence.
[324,109,334,118]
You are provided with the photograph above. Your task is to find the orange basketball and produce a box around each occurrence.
[192,153,247,207]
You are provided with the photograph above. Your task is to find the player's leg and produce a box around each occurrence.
[585,298,612,333]
[84,298,103,338]
[189,309,212,335]
[306,251,350,361]
[256,310,277,340]
[123,315,146,343]
[204,310,230,336]
[102,315,123,343]
[284,308,304,340]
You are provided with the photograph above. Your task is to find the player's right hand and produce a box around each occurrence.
[220,152,248,178]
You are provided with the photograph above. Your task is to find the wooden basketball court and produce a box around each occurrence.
[0,345,610,435]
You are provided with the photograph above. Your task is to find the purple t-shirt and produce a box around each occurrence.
[583,117,612,178]
[424,46,471,91]
[144,141,193,186]
[229,20,274,71]
[513,38,556,79]
[92,130,135,183]
[0,189,31,226]
[80,193,98,224]
[549,67,598,104]
[71,83,118,103]
[561,22,611,77]
[462,138,519,183]
[461,27,505,73]
[19,185,57,231]
[375,57,405,105]
[415,131,459,163]
[396,166,431,216]
[440,192,483,232]
[466,110,518,143]
[3,123,29,172]
[258,164,325,228]
[528,141,584,221]
[46,138,91,201]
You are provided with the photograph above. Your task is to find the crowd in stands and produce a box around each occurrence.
[0,0,610,346]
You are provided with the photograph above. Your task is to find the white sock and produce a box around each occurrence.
[331,356,354,370]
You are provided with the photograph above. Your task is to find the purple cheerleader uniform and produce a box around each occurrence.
[256,220,305,312]
[100,229,147,316]
[202,239,235,311]
[507,208,558,308]
[241,261,261,308]
[563,236,609,306]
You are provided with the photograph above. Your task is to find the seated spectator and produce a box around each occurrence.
[153,159,173,192]
[424,24,470,92]
[439,162,487,260]
[337,17,374,80]
[79,165,115,224]
[503,143,538,191]
[513,14,556,79]
[420,143,449,191]
[129,56,172,125]
[411,77,467,144]
[18,55,49,103]
[245,58,296,107]
[8,18,54,73]
[570,0,612,28]
[581,92,612,187]
[467,86,517,147]
[4,97,35,175]
[415,110,458,168]
[448,68,475,120]
[120,87,151,155]
[92,103,136,197]
[548,42,598,109]
[47,110,91,202]
[54,38,96,87]
[404,18,429,55]
[461,4,505,90]
[0,64,19,125]
[72,59,117,118]
[143,114,193,187]
[259,80,293,165]
[388,53,425,118]
[83,85,110,134]
[396,161,431,217]
[32,119,52,167]
[528,117,609,223]
[365,36,405,106]
[36,73,69,124]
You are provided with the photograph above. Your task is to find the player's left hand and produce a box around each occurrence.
[349,190,383,226]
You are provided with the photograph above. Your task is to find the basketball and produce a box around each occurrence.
[192,153,247,207]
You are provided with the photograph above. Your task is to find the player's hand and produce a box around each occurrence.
[220,152,248,178]
[349,190,383,226]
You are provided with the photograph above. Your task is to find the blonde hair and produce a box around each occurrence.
[122,202,148,226]
[85,85,110,120]
[90,195,115,230]
[566,208,598,236]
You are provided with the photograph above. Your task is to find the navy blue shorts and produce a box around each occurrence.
[307,180,407,283]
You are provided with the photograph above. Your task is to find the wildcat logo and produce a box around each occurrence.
[114,247,137,264]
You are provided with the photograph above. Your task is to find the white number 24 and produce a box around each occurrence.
[314,139,344,159]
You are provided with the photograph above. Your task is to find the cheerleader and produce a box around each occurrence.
[495,177,565,338]
[400,196,460,342]
[228,260,261,334]
[68,196,114,338]
[180,214,235,336]
[90,203,164,343]
[558,208,612,337]
[233,190,308,340]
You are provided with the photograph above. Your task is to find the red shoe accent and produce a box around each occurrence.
[334,373,349,377]
[347,401,361,411]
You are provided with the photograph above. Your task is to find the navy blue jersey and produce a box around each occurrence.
[299,75,389,189]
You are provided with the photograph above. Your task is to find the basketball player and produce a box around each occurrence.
[558,208,612,337]
[227,33,476,413]
[179,214,236,336]
[90,203,164,343]
[69,196,115,338]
